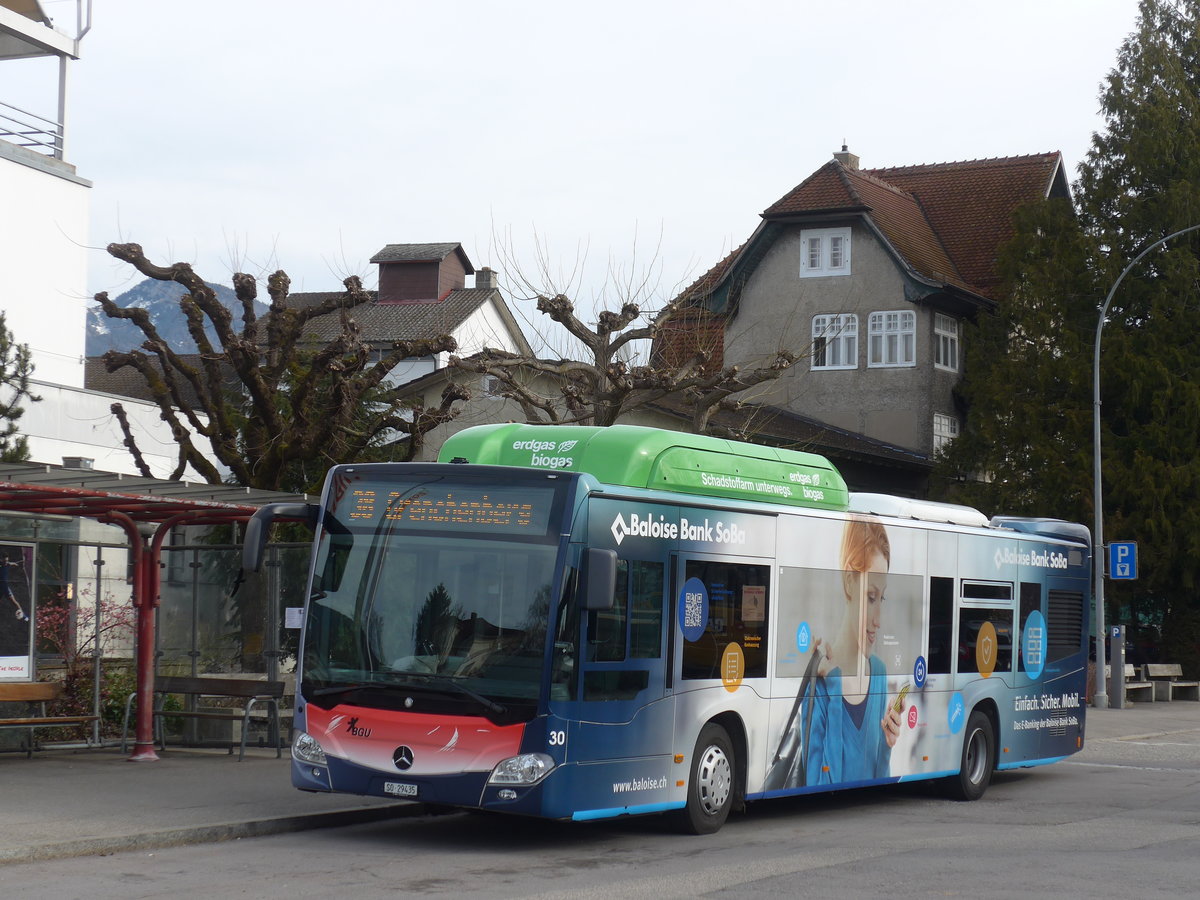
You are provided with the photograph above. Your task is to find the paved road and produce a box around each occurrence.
[4,710,1198,899]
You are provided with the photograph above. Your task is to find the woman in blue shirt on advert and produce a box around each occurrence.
[767,517,903,789]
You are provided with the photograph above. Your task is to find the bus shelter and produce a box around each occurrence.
[0,464,308,761]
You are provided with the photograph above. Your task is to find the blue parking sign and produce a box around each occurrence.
[1108,542,1138,580]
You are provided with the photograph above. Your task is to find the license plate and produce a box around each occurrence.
[384,781,418,798]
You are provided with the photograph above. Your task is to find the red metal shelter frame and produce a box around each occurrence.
[0,480,266,761]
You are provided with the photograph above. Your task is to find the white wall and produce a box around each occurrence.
[382,358,438,388]
[0,145,90,388]
[441,297,526,366]
[20,379,215,480]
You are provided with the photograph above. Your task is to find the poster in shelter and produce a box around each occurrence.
[0,543,35,680]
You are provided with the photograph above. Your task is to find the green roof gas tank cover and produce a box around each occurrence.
[437,424,848,512]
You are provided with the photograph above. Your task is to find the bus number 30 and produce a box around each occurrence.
[549,730,567,747]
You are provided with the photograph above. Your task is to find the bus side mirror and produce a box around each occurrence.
[243,502,319,572]
[583,548,617,611]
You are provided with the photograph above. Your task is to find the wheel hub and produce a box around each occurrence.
[697,744,732,815]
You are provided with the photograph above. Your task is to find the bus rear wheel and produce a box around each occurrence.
[944,710,995,801]
[675,723,735,834]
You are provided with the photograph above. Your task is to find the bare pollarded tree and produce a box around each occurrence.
[448,231,796,435]
[95,242,467,491]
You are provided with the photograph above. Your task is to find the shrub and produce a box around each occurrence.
[35,591,137,739]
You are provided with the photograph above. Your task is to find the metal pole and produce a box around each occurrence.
[1093,223,1200,708]
[55,55,67,159]
[91,548,103,747]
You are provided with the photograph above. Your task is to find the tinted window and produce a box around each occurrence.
[681,560,770,681]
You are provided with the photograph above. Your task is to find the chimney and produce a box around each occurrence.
[833,143,860,170]
[372,243,470,303]
[476,267,497,290]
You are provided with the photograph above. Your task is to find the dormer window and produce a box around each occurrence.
[800,227,852,277]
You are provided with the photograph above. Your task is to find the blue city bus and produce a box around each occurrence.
[244,424,1090,834]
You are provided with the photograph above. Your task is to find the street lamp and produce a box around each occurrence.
[1092,223,1200,708]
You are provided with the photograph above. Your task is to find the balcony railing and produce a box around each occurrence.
[0,98,63,158]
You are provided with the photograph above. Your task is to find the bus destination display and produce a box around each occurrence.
[341,482,555,535]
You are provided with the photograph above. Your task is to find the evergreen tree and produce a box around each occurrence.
[0,313,39,462]
[938,0,1200,659]
[937,200,1099,520]
[1080,0,1200,648]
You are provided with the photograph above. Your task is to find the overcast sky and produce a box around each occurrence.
[14,1,1146,314]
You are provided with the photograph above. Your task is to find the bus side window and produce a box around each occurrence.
[680,560,770,680]
[588,560,628,662]
[927,577,953,674]
[629,561,664,659]
[1019,582,1041,671]
[958,610,1014,674]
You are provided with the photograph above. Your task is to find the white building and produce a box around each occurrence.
[1,1,205,478]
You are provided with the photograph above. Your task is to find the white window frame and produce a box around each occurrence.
[811,313,858,370]
[868,310,916,367]
[933,413,959,454]
[935,313,960,372]
[799,227,852,277]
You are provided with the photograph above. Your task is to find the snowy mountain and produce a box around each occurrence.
[87,279,268,356]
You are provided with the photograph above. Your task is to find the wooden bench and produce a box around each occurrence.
[1142,664,1200,701]
[0,681,99,757]
[121,675,286,760]
[1106,664,1155,703]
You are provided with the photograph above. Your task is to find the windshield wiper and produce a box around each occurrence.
[397,673,508,717]
[309,676,507,718]
[310,681,380,699]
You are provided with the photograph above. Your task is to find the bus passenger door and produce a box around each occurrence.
[565,556,674,765]
[672,553,772,787]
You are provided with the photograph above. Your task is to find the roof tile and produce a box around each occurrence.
[865,154,1062,292]
[288,288,494,343]
[369,242,465,264]
[761,152,1063,296]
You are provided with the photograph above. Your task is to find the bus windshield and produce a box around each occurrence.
[300,470,567,718]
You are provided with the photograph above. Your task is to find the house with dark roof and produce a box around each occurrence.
[658,147,1070,494]
[290,242,533,386]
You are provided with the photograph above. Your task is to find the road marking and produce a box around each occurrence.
[1066,761,1189,773]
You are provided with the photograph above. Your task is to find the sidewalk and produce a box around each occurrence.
[0,744,419,865]
[2,702,1198,866]
[1083,700,1200,743]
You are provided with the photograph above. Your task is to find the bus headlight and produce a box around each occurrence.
[292,731,328,765]
[488,753,555,785]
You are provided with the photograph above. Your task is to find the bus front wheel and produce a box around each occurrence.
[944,710,995,801]
[675,723,735,834]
